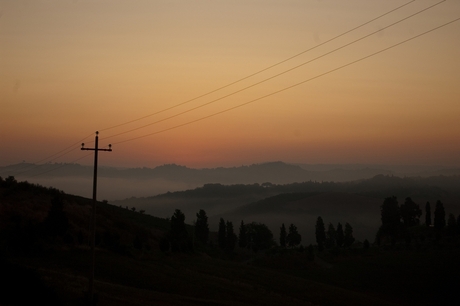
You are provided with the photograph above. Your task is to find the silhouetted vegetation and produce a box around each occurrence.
[218,218,226,249]
[336,223,344,248]
[400,197,421,227]
[379,196,401,245]
[286,223,301,248]
[343,223,355,247]
[238,220,247,248]
[279,223,287,248]
[315,216,326,251]
[325,223,336,249]
[2,177,460,306]
[434,200,446,230]
[225,221,237,253]
[167,209,192,252]
[425,201,432,227]
[194,209,209,245]
[244,222,275,252]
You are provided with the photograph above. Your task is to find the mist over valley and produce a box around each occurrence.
[3,161,460,244]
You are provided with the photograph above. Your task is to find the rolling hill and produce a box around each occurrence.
[2,177,460,305]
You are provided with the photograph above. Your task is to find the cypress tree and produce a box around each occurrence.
[218,218,226,249]
[315,216,326,251]
[194,209,209,245]
[325,223,336,249]
[336,222,344,248]
[380,196,400,245]
[457,215,460,235]
[279,223,287,248]
[286,223,301,248]
[447,213,457,236]
[434,200,446,230]
[425,202,431,227]
[238,220,247,248]
[225,221,237,252]
[169,209,190,252]
[344,223,355,247]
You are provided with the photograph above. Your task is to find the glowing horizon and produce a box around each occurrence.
[1,0,460,169]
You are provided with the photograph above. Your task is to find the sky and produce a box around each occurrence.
[1,0,460,169]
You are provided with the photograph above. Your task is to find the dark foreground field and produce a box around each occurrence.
[3,245,459,306]
[1,178,459,305]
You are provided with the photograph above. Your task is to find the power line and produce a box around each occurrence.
[8,0,418,174]
[111,16,460,146]
[8,0,450,177]
[104,0,445,141]
[99,0,417,133]
[25,143,112,179]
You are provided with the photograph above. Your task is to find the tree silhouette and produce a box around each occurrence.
[344,223,355,247]
[425,202,431,227]
[225,221,237,253]
[380,196,400,244]
[194,209,209,245]
[434,200,446,230]
[325,223,336,249]
[238,220,247,248]
[363,239,370,249]
[336,223,344,248]
[169,209,190,252]
[315,216,326,251]
[279,223,287,248]
[457,215,460,235]
[447,213,456,236]
[286,223,301,248]
[400,197,421,227]
[4,176,17,187]
[245,222,274,252]
[218,218,226,249]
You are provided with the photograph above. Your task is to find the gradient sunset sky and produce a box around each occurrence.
[1,0,460,168]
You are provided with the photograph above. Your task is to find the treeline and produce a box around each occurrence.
[377,196,460,246]
[159,208,356,255]
[0,176,63,196]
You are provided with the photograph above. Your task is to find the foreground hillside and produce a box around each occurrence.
[1,177,459,305]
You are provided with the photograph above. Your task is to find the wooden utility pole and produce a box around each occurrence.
[81,131,112,303]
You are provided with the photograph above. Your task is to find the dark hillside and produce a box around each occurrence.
[2,177,459,306]
[116,175,460,245]
[216,192,382,244]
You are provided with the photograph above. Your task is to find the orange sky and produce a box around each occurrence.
[1,0,460,168]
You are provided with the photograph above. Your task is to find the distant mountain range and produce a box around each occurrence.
[3,161,460,182]
[2,161,460,201]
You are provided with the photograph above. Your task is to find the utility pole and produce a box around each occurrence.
[81,131,112,303]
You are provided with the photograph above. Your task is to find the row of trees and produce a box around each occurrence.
[163,208,356,253]
[278,218,355,252]
[314,217,355,251]
[279,223,301,248]
[379,196,460,245]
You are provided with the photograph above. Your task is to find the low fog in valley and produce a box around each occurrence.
[3,161,460,245]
